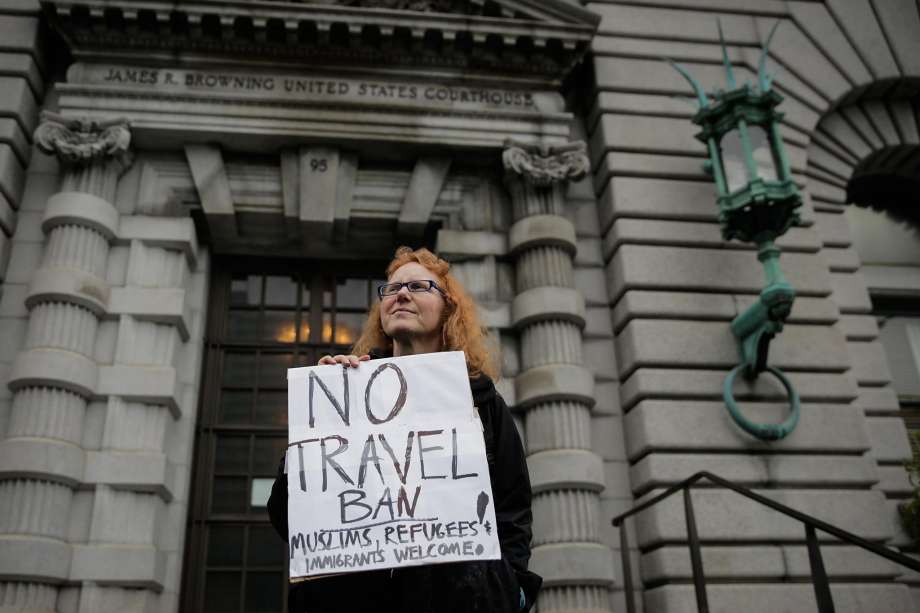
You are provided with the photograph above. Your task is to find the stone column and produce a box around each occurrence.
[503,140,614,612]
[0,113,131,609]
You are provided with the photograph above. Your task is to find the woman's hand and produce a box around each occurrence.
[318,354,370,368]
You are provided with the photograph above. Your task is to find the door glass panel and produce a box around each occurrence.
[254,391,286,426]
[204,571,242,612]
[212,477,247,514]
[227,310,261,341]
[207,525,244,566]
[245,572,283,612]
[230,276,261,306]
[259,353,294,387]
[221,390,252,424]
[224,353,258,387]
[335,312,364,347]
[263,310,296,343]
[264,276,297,306]
[250,478,274,509]
[321,312,333,343]
[336,278,368,308]
[248,526,286,566]
[215,436,250,473]
[190,264,382,613]
[253,437,287,474]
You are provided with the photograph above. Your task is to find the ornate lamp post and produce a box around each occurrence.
[669,23,802,441]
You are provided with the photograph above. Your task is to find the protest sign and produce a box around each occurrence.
[285,351,500,580]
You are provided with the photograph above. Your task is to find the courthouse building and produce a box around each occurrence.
[1,0,919,611]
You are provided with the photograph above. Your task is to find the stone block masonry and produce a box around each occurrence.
[0,7,44,303]
[587,1,918,611]
[0,113,208,612]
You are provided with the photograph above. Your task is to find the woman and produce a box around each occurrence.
[267,247,541,613]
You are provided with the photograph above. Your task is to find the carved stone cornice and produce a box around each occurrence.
[502,138,589,186]
[42,0,599,81]
[339,0,453,12]
[34,111,132,166]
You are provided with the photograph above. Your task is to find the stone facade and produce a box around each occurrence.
[0,0,917,612]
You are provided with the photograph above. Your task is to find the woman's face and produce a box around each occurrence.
[379,262,447,344]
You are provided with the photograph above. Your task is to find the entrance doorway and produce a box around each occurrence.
[182,257,387,612]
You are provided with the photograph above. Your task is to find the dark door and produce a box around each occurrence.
[182,257,386,613]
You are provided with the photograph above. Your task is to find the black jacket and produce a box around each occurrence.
[267,357,542,612]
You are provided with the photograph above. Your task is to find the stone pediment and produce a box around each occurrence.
[43,0,600,81]
[294,0,593,24]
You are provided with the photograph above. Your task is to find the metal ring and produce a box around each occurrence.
[723,364,800,441]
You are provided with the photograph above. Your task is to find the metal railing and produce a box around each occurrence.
[611,471,920,613]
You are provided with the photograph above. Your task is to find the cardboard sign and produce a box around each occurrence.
[286,351,500,580]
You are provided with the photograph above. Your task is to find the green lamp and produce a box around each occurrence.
[668,23,802,441]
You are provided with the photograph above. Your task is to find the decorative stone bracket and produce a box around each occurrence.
[35,111,132,167]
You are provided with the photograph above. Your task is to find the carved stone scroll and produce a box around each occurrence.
[34,111,132,167]
[502,139,590,187]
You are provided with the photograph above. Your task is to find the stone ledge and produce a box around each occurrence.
[97,365,181,418]
[615,319,850,380]
[84,451,175,502]
[0,117,29,167]
[603,218,821,261]
[645,583,914,613]
[435,229,507,258]
[859,387,900,415]
[508,214,576,256]
[0,230,10,283]
[528,449,605,493]
[515,364,594,408]
[0,51,45,99]
[9,347,98,397]
[69,544,166,590]
[511,287,585,329]
[0,144,24,208]
[26,267,109,315]
[624,401,870,461]
[619,368,859,412]
[607,244,832,303]
[42,191,119,240]
[118,216,198,267]
[634,488,892,547]
[529,542,614,587]
[611,291,840,333]
[866,417,912,463]
[0,437,84,486]
[108,287,190,341]
[0,535,71,582]
[630,453,878,496]
[642,544,899,583]
[477,302,510,330]
[837,314,878,341]
[0,190,16,237]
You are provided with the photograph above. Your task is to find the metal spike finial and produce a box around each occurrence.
[665,58,709,109]
[758,21,781,93]
[717,19,737,89]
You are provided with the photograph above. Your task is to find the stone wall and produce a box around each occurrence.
[0,111,208,611]
[0,0,44,439]
[585,0,918,610]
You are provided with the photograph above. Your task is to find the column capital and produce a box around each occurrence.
[34,111,132,167]
[502,139,590,187]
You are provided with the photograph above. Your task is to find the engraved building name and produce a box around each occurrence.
[74,65,540,111]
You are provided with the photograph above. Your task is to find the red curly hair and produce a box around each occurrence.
[352,246,498,380]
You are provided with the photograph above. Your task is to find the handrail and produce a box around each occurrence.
[611,471,920,613]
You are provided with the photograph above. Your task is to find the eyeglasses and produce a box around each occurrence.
[377,279,446,299]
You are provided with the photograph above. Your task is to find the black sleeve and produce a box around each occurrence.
[267,455,288,543]
[487,391,533,574]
